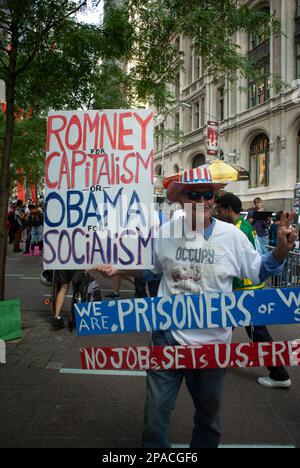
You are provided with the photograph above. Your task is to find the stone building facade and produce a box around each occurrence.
[154,0,300,211]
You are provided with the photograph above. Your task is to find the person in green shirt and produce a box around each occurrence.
[215,193,291,389]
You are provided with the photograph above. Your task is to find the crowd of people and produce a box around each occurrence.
[7,198,44,256]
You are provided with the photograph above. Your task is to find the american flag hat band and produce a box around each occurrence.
[167,164,227,202]
[181,166,213,184]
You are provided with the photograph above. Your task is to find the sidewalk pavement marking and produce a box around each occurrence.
[102,289,134,293]
[60,368,147,377]
[20,277,41,280]
[6,273,24,277]
[44,294,73,298]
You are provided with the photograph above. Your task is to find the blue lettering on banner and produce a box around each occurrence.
[74,287,300,336]
[45,188,147,230]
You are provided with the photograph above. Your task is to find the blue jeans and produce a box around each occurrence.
[142,331,227,449]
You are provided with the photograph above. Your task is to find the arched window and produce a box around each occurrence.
[249,134,269,187]
[155,164,162,176]
[173,164,180,173]
[191,154,206,168]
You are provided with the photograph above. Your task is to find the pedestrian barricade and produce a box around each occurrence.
[267,250,300,289]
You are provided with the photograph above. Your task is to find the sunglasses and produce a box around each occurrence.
[184,190,214,201]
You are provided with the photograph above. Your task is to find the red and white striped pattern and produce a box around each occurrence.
[180,166,213,184]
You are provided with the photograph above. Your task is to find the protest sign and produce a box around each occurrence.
[0,299,22,341]
[74,287,300,337]
[44,110,154,269]
[80,340,300,371]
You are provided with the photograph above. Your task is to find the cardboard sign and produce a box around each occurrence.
[44,110,154,270]
[80,340,300,371]
[0,299,22,341]
[74,288,300,336]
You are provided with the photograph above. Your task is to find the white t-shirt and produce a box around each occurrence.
[154,218,262,346]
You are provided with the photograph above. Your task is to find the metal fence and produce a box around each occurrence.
[267,250,300,288]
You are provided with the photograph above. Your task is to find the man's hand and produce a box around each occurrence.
[273,211,297,263]
[95,265,120,278]
[94,265,142,279]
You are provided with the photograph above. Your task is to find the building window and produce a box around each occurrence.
[192,154,206,168]
[155,164,162,176]
[249,134,269,187]
[297,0,300,18]
[248,7,270,108]
[200,96,205,127]
[175,72,180,99]
[174,112,180,135]
[187,43,193,84]
[155,123,165,151]
[296,42,300,79]
[218,87,225,122]
[155,128,160,152]
[194,56,201,79]
[193,100,200,130]
[248,64,270,107]
[175,36,180,55]
[249,9,269,52]
[174,164,180,174]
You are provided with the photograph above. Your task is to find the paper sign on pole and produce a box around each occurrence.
[44,110,154,270]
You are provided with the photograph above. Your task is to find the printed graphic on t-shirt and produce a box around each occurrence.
[169,245,222,294]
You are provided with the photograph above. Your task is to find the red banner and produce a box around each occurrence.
[80,340,300,371]
[30,184,37,204]
[206,121,219,157]
[17,182,25,202]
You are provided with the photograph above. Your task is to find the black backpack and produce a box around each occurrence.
[29,210,43,227]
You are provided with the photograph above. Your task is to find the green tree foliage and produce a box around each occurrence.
[105,0,281,112]
[0,114,46,189]
[0,0,280,299]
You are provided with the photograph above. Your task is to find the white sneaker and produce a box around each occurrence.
[257,376,292,388]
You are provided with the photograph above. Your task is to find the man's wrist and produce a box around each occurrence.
[272,247,287,264]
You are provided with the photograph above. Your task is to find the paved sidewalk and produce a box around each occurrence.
[1,245,300,448]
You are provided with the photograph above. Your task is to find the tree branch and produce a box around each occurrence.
[14,1,89,77]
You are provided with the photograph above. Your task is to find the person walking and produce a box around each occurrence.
[7,202,16,244]
[27,204,44,255]
[99,166,296,448]
[247,197,271,253]
[216,193,291,388]
[269,211,283,247]
[52,270,85,330]
[13,200,25,252]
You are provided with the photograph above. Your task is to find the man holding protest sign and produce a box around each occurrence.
[99,165,296,449]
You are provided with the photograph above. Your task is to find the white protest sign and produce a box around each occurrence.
[44,110,154,269]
